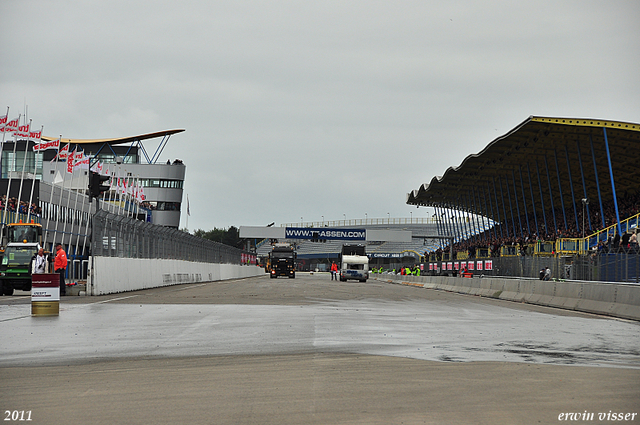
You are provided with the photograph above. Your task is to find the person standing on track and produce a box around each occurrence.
[54,243,68,296]
[330,261,338,280]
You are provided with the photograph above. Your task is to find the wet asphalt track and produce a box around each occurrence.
[1,273,639,425]
[1,273,638,368]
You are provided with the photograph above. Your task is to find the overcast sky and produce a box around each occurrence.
[2,0,639,231]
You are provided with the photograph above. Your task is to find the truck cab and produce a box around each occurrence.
[0,221,44,295]
[1,242,41,295]
[269,243,296,279]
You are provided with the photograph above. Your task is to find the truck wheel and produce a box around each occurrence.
[3,285,14,296]
[289,273,295,279]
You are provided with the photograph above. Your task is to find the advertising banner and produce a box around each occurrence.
[285,227,365,241]
[485,260,493,270]
[477,260,483,271]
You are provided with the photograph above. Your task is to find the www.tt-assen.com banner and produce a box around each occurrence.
[285,227,366,241]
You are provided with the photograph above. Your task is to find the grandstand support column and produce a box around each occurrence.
[518,166,531,235]
[576,141,592,231]
[475,186,489,242]
[444,203,454,239]
[485,184,498,239]
[543,155,558,235]
[603,127,623,237]
[564,145,580,233]
[510,170,522,237]
[448,202,458,240]
[527,162,540,236]
[553,149,568,232]
[460,197,470,241]
[465,195,475,241]
[589,134,606,229]
[535,159,548,236]
[503,174,516,237]
[491,179,502,238]
[456,201,465,239]
[466,193,477,242]
[497,176,510,238]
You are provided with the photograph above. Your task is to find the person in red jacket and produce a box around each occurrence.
[330,262,338,280]
[54,243,68,296]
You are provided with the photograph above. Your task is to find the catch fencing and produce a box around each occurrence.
[91,209,252,264]
[482,253,640,283]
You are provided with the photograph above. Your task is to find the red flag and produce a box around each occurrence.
[1,117,19,133]
[15,123,30,139]
[33,139,60,152]
[74,154,90,170]
[54,143,69,160]
[29,128,43,142]
[67,148,75,173]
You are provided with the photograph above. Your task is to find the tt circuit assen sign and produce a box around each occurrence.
[239,226,410,242]
[284,227,366,241]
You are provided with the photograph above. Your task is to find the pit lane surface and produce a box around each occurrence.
[1,273,639,424]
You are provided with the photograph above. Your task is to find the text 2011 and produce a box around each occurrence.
[4,411,32,421]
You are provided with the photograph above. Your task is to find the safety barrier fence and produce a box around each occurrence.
[377,274,640,321]
[91,209,254,264]
[424,253,640,283]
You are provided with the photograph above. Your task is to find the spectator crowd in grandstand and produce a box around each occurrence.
[0,195,41,217]
[436,192,640,259]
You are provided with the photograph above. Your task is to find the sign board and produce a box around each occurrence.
[31,273,60,316]
[285,227,365,241]
[239,226,411,242]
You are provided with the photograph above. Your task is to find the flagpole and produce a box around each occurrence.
[70,151,84,276]
[26,125,43,223]
[16,119,32,214]
[60,148,76,248]
[3,114,21,226]
[0,107,10,234]
[55,144,73,246]
[43,137,62,250]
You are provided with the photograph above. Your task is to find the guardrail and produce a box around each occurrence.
[378,273,640,321]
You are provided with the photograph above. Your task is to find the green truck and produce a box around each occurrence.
[0,221,44,296]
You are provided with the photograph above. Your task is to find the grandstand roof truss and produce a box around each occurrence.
[407,116,640,236]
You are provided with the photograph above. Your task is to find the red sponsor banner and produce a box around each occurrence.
[1,117,20,133]
[484,260,493,270]
[74,155,90,170]
[33,139,60,151]
[55,143,69,160]
[468,261,475,271]
[477,260,483,270]
[454,262,459,270]
[15,123,30,139]
[447,262,452,270]
[67,149,75,173]
[29,128,42,142]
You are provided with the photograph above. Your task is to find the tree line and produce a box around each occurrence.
[192,226,244,249]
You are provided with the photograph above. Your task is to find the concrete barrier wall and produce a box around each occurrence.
[377,274,640,321]
[89,257,264,295]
